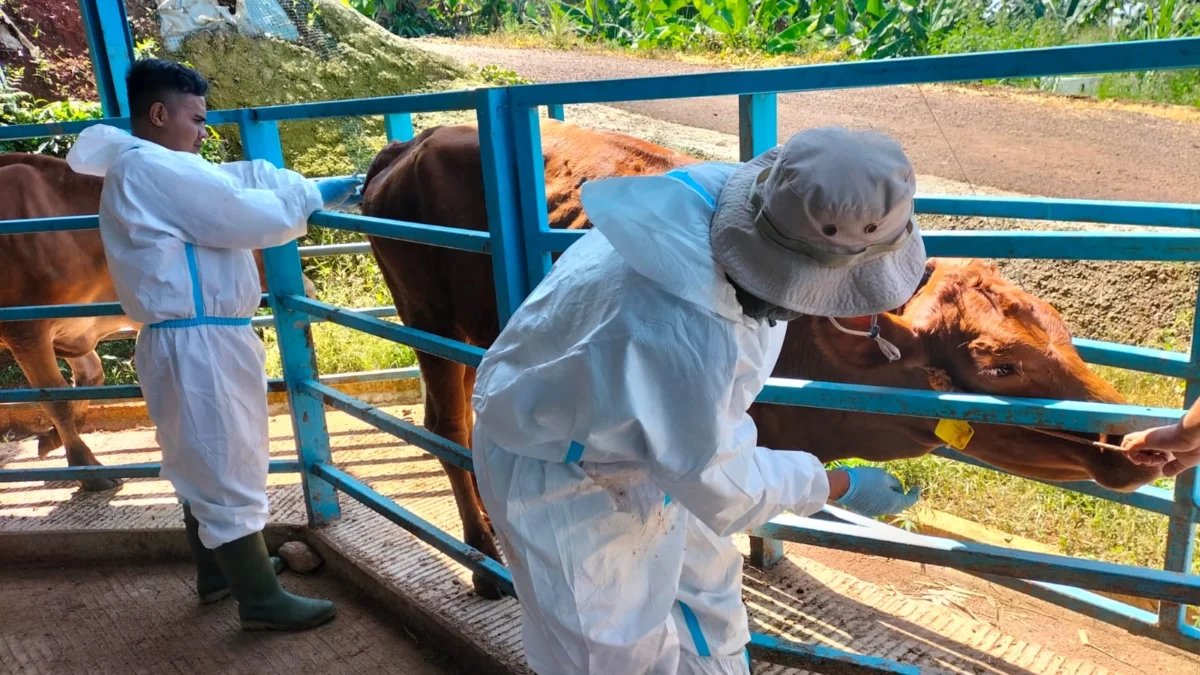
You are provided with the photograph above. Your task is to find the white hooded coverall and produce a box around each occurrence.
[66,125,323,549]
[471,162,832,675]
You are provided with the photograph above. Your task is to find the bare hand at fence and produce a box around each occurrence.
[1122,399,1200,477]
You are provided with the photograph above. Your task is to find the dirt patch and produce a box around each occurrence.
[787,543,1200,675]
[4,0,95,100]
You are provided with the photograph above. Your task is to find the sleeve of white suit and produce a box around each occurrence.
[613,332,831,537]
[116,150,323,250]
[473,316,830,538]
[216,159,315,192]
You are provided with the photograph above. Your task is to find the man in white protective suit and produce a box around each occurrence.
[66,59,361,631]
[471,126,926,674]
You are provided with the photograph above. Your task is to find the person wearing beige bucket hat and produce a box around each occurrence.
[469,126,923,675]
[713,126,926,319]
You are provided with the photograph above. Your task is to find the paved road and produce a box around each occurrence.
[416,40,1200,203]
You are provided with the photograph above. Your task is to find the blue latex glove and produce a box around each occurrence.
[313,176,363,209]
[833,467,920,517]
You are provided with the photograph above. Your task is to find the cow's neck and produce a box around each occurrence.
[752,316,944,464]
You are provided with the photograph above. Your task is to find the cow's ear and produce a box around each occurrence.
[815,313,925,370]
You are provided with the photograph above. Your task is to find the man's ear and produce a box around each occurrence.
[816,313,924,370]
[148,101,169,128]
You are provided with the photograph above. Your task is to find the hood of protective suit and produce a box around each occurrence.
[66,124,149,178]
[580,163,750,325]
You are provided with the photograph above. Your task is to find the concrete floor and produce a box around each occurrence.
[0,561,465,675]
[5,405,1200,674]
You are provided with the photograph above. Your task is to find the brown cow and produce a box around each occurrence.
[0,153,315,492]
[361,122,1161,600]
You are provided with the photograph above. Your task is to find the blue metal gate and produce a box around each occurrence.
[4,8,1200,668]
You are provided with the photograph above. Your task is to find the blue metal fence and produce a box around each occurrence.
[5,33,1200,668]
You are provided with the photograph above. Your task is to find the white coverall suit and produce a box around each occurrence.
[67,125,322,549]
[471,162,833,674]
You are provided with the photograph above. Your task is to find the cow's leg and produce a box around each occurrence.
[460,366,495,537]
[36,350,104,456]
[6,333,117,491]
[418,351,505,599]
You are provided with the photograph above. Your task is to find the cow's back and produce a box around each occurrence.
[362,120,696,347]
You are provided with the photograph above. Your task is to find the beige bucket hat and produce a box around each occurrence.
[711,126,927,318]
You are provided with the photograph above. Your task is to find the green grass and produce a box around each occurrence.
[261,227,417,378]
[886,455,1190,573]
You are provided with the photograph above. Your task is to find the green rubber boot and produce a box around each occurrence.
[213,530,336,631]
[183,505,283,604]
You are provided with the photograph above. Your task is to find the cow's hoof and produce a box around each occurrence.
[80,477,122,492]
[472,573,505,601]
[37,431,65,458]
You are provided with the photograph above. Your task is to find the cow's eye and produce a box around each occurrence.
[981,364,1019,378]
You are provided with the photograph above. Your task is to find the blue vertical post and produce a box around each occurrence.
[509,102,553,291]
[742,92,784,569]
[384,113,414,143]
[546,104,565,122]
[240,114,340,525]
[1159,289,1200,633]
[738,93,778,161]
[476,88,531,326]
[77,0,134,117]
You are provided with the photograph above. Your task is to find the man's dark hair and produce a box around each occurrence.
[126,59,209,120]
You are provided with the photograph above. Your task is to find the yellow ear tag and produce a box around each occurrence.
[935,419,975,450]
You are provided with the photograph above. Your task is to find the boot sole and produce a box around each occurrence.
[199,588,232,605]
[240,606,337,632]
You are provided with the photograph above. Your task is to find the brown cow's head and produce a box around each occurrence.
[756,258,1161,492]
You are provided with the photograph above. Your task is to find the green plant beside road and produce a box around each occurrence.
[347,0,1200,107]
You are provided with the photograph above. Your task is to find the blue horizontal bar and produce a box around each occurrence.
[300,380,472,472]
[316,367,420,385]
[278,295,485,367]
[754,514,1200,604]
[0,384,143,403]
[0,216,373,259]
[923,230,1200,261]
[510,37,1200,106]
[309,211,491,253]
[0,215,98,234]
[298,241,373,257]
[0,459,300,483]
[1073,338,1194,379]
[0,294,269,322]
[543,229,1200,261]
[0,301,125,321]
[0,110,239,142]
[251,90,478,122]
[917,195,1200,229]
[0,119,123,142]
[748,633,918,674]
[758,377,1182,434]
[310,462,515,597]
[0,370,413,405]
[932,448,1186,518]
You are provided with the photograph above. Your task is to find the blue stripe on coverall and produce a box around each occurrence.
[150,244,252,329]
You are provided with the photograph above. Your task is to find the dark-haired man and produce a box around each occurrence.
[67,58,359,631]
